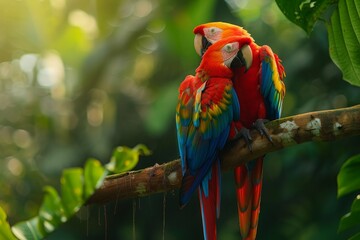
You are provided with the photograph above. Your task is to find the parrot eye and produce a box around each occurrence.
[223,43,234,53]
[204,27,222,41]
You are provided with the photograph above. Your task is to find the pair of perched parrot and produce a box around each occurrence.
[176,22,286,240]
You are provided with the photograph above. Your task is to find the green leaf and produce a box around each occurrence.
[0,207,17,240]
[349,232,360,240]
[12,217,44,240]
[106,144,151,173]
[339,196,360,234]
[61,168,84,217]
[275,0,336,34]
[337,156,360,237]
[352,195,360,211]
[4,145,142,239]
[84,158,107,199]
[133,144,152,156]
[327,0,360,86]
[276,0,360,85]
[338,210,360,232]
[338,154,360,197]
[38,186,66,233]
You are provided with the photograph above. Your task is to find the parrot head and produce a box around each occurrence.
[193,22,253,57]
[199,36,253,76]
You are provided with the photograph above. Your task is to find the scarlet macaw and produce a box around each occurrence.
[193,22,286,240]
[176,36,254,240]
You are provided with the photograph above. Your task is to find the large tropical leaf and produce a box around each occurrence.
[338,197,360,232]
[337,155,360,238]
[276,0,360,86]
[338,154,360,197]
[327,0,360,86]
[275,0,336,34]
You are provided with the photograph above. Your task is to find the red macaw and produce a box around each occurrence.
[176,36,253,240]
[193,22,286,240]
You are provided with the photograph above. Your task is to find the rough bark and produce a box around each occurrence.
[87,105,360,205]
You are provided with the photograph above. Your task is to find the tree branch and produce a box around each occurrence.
[87,105,360,205]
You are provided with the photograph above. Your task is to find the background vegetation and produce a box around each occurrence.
[0,0,359,239]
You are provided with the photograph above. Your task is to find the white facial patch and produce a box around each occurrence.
[204,27,223,43]
[222,42,239,67]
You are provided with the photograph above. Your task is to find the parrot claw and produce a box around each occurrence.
[252,119,273,144]
[234,127,253,152]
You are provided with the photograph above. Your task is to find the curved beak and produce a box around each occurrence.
[194,34,213,57]
[241,44,253,71]
[194,34,202,56]
[230,44,253,71]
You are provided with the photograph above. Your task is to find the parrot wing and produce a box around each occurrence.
[259,45,286,120]
[177,77,239,207]
[176,75,196,174]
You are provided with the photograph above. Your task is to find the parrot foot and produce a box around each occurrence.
[234,127,253,152]
[252,119,273,144]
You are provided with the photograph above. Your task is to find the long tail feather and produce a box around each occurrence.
[248,158,263,240]
[199,161,221,240]
[234,165,251,237]
[234,157,263,240]
[180,155,215,208]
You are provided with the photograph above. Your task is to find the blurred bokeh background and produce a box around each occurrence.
[0,0,359,239]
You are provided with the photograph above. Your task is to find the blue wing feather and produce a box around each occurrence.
[176,76,195,174]
[231,88,240,121]
[177,76,238,207]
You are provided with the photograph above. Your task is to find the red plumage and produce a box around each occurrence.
[177,36,252,240]
[193,22,286,240]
